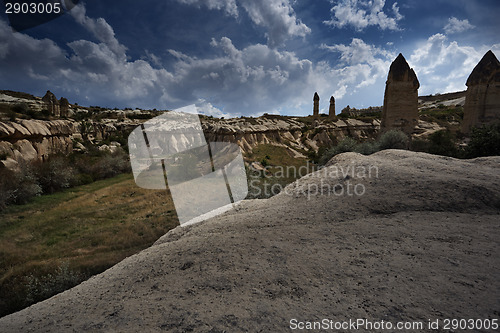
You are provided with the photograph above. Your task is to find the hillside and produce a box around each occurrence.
[1,150,498,332]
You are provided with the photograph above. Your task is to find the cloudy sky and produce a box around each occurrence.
[1,0,499,117]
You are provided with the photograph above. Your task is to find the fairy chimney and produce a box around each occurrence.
[313,92,319,119]
[381,53,420,134]
[329,96,335,119]
[461,50,500,134]
[59,97,70,118]
[42,90,60,117]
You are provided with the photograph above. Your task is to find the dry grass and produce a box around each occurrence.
[0,173,179,317]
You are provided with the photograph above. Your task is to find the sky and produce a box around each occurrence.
[0,0,499,117]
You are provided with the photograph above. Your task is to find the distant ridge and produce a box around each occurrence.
[418,90,466,103]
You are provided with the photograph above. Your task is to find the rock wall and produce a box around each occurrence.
[381,53,420,134]
[0,120,77,169]
[0,119,123,170]
[461,50,500,134]
[202,117,380,157]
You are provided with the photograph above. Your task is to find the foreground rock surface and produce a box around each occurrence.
[1,150,499,332]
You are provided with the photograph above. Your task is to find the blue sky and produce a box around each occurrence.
[1,0,499,117]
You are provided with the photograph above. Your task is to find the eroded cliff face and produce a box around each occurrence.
[0,120,76,169]
[202,117,381,158]
[0,116,381,169]
[0,119,126,169]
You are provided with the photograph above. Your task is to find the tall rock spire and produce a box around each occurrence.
[329,96,335,119]
[381,53,420,134]
[313,92,319,119]
[461,50,500,134]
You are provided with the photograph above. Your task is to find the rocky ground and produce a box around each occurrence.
[0,150,499,332]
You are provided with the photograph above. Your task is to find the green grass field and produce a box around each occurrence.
[0,173,179,317]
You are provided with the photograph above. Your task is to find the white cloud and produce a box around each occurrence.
[238,0,310,47]
[69,4,127,60]
[166,37,317,114]
[0,8,394,116]
[175,0,238,16]
[324,0,403,31]
[409,33,496,94]
[174,0,310,47]
[195,99,232,118]
[0,10,317,115]
[321,38,394,95]
[443,17,475,34]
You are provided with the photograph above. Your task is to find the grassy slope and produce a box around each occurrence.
[0,173,179,316]
[245,144,315,198]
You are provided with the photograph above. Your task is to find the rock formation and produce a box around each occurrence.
[329,96,335,119]
[59,97,70,118]
[381,53,420,134]
[42,90,60,117]
[202,117,380,155]
[1,150,499,332]
[461,50,500,134]
[313,92,319,119]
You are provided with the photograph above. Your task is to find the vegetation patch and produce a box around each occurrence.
[246,144,313,199]
[0,173,178,318]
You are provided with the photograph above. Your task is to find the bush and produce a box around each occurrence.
[319,137,357,164]
[465,123,500,158]
[88,149,131,180]
[8,162,42,205]
[11,103,28,114]
[426,130,460,157]
[378,129,409,150]
[36,157,76,194]
[354,141,379,155]
[74,173,94,185]
[0,168,17,209]
[24,262,83,306]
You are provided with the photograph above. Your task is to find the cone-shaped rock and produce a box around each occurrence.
[42,90,60,117]
[461,50,500,134]
[59,97,70,118]
[329,96,335,118]
[313,92,319,119]
[381,53,420,133]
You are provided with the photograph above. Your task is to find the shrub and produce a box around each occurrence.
[319,137,357,164]
[410,138,430,152]
[88,149,131,180]
[11,103,28,114]
[378,129,409,150]
[36,157,76,194]
[354,141,379,155]
[465,123,500,158]
[24,262,83,306]
[0,168,17,209]
[10,162,42,205]
[426,130,460,157]
[74,173,94,185]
